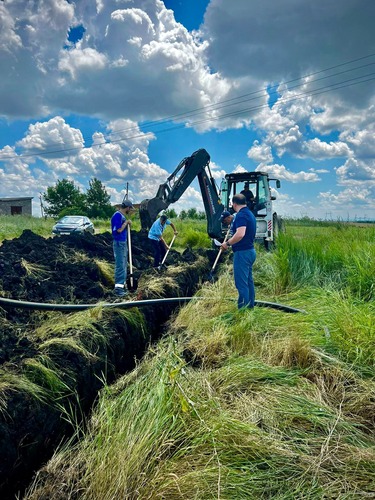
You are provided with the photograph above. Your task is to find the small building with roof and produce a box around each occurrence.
[0,197,33,216]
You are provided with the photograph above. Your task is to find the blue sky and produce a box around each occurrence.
[0,0,375,220]
[163,0,208,31]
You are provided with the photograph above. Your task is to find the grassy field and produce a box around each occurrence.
[0,214,210,249]
[2,216,374,498]
[0,215,55,241]
[0,214,119,241]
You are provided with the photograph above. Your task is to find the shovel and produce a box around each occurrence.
[126,226,138,292]
[158,234,176,271]
[207,227,231,282]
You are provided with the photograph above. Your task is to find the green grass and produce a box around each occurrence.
[25,324,375,499]
[0,214,209,248]
[272,225,375,301]
[0,215,109,241]
[0,370,50,411]
[0,215,55,241]
[8,218,375,498]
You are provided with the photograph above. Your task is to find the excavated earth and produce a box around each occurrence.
[0,229,216,499]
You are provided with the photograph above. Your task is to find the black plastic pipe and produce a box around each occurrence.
[0,296,306,313]
[254,300,306,313]
[0,296,193,311]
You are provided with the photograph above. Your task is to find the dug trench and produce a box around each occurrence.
[0,229,218,499]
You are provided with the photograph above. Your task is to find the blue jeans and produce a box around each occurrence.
[113,240,128,287]
[233,248,256,309]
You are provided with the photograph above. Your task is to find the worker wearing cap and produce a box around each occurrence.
[148,214,178,268]
[221,194,256,309]
[111,200,133,296]
[220,210,235,230]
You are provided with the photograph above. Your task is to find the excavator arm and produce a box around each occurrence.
[140,149,224,239]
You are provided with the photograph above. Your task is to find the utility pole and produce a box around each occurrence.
[39,194,45,218]
[121,182,129,204]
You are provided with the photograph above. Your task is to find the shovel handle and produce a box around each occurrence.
[127,225,133,288]
[211,248,223,272]
[161,234,176,265]
[210,227,231,272]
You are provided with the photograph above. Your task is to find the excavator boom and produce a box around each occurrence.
[139,147,282,249]
[140,149,223,238]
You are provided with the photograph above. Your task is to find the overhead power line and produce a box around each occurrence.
[10,73,373,158]
[3,73,373,160]
[184,72,375,127]
[1,53,375,161]
[106,53,375,136]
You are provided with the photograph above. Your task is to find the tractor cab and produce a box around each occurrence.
[220,172,278,215]
[219,171,282,249]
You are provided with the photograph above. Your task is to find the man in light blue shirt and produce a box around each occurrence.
[148,214,178,268]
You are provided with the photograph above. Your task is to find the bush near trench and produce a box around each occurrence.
[0,229,214,498]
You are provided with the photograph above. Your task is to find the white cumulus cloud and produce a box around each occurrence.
[258,164,320,183]
[247,141,273,164]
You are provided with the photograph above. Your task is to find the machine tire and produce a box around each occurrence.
[278,216,285,233]
[264,213,279,251]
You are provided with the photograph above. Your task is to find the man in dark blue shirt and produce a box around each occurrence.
[221,194,256,309]
[111,200,133,296]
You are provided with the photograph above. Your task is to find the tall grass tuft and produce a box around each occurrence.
[23,356,71,395]
[93,259,114,287]
[25,334,375,499]
[275,226,375,301]
[0,371,49,411]
[345,247,375,301]
[21,259,51,278]
[179,226,211,248]
[34,307,145,360]
[319,291,375,368]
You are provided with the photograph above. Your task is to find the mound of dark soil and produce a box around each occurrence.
[0,229,212,365]
[0,229,213,498]
[0,229,195,304]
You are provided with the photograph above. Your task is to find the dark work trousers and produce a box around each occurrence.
[150,239,166,267]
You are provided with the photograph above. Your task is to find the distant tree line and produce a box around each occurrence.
[164,208,206,220]
[43,178,207,220]
[42,178,114,219]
